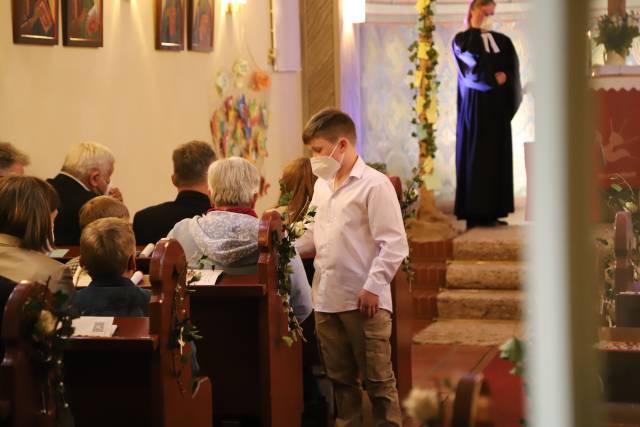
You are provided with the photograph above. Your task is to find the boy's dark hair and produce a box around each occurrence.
[0,176,58,251]
[173,141,217,186]
[302,108,356,145]
[80,218,135,277]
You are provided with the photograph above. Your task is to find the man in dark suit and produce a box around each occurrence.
[48,141,122,246]
[133,141,216,245]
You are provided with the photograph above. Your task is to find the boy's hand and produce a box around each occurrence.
[358,289,379,319]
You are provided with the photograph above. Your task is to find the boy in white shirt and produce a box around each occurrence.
[295,109,409,426]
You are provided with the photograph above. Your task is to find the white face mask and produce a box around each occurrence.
[480,15,494,32]
[310,143,343,181]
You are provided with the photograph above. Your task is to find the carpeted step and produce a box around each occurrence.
[453,226,525,261]
[446,260,523,290]
[437,290,523,320]
[413,319,523,346]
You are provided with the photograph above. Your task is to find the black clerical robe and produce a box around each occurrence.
[452,28,522,221]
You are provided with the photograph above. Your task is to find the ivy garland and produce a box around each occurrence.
[404,0,439,284]
[172,271,203,394]
[276,207,316,346]
[22,287,77,425]
[400,170,423,284]
[408,0,439,169]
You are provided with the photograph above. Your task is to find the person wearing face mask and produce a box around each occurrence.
[453,0,522,228]
[295,108,409,426]
[48,141,124,245]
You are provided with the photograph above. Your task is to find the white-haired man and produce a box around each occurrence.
[48,142,123,245]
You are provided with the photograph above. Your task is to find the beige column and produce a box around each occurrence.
[529,0,600,426]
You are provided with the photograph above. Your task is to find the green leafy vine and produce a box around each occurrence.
[276,207,316,346]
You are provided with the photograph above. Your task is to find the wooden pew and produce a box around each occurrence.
[388,175,414,403]
[188,211,304,426]
[611,211,640,328]
[0,281,57,427]
[63,239,212,427]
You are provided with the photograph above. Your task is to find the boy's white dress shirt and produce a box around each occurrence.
[295,157,409,313]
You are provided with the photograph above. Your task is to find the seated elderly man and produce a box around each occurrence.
[0,142,30,177]
[48,141,123,245]
[168,157,312,322]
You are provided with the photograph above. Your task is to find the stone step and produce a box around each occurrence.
[453,225,525,261]
[437,290,523,320]
[446,260,524,290]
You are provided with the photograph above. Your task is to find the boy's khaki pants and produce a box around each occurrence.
[315,309,402,427]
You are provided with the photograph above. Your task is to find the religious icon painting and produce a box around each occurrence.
[11,0,59,45]
[156,0,185,51]
[62,0,103,47]
[187,0,214,52]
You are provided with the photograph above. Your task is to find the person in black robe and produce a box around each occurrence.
[452,0,522,228]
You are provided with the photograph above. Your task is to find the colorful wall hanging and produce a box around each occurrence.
[210,94,269,163]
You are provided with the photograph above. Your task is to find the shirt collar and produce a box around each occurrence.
[0,233,21,248]
[59,171,91,192]
[175,190,211,205]
[89,274,136,288]
[325,156,366,191]
[349,156,366,179]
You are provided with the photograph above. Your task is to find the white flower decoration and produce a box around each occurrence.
[403,387,440,424]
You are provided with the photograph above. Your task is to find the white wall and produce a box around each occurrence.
[0,0,303,215]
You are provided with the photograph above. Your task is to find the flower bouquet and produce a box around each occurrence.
[593,12,640,64]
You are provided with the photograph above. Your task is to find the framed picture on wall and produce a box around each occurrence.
[187,0,214,52]
[62,0,103,47]
[156,0,185,51]
[11,0,59,45]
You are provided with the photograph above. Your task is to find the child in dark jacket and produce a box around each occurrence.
[72,218,149,316]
